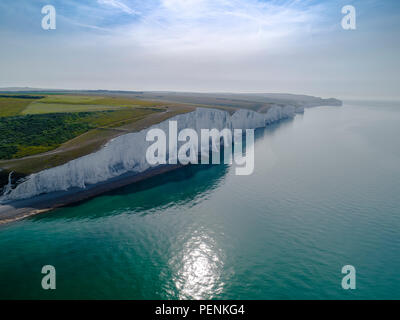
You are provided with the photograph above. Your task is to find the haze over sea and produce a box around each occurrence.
[0,100,399,299]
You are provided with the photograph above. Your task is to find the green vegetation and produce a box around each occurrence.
[39,95,102,104]
[0,94,45,99]
[0,113,92,159]
[21,95,164,115]
[83,108,162,128]
[0,97,38,117]
[37,95,161,107]
[22,102,127,114]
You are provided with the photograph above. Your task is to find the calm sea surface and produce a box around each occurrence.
[1,101,399,299]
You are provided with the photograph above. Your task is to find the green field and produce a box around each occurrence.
[21,95,163,115]
[22,102,128,114]
[0,97,39,117]
[38,95,102,104]
[37,95,161,107]
[0,113,92,159]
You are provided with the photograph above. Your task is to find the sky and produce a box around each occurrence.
[0,0,399,99]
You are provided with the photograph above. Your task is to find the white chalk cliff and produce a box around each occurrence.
[0,106,295,202]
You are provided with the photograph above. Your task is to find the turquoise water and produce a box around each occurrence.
[1,101,400,299]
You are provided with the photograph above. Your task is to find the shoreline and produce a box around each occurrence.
[0,164,183,226]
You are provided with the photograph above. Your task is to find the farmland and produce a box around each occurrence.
[21,95,162,114]
[0,96,40,117]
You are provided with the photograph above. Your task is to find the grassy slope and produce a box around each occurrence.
[0,97,38,117]
[22,103,127,114]
[22,95,162,114]
[0,113,92,159]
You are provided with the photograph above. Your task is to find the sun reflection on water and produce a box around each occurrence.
[169,230,225,300]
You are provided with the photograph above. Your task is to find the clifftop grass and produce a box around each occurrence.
[0,97,38,117]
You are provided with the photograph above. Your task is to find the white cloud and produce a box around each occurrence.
[105,0,324,54]
[97,0,139,15]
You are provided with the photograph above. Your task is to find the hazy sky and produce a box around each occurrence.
[0,0,399,99]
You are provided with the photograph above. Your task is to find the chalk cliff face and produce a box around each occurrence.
[0,106,295,202]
